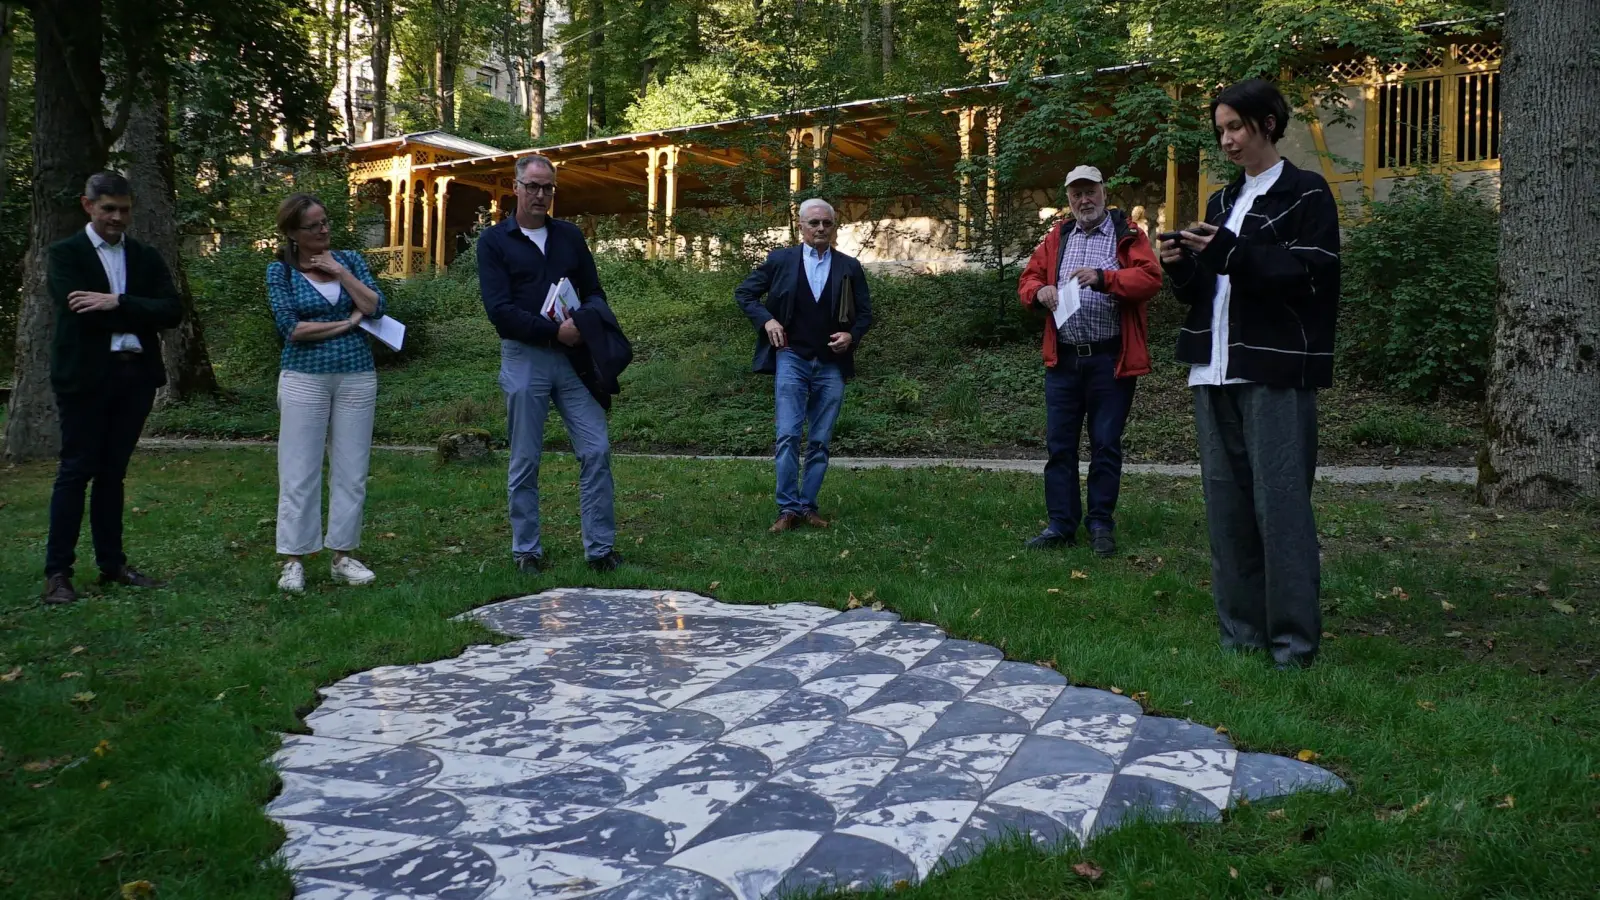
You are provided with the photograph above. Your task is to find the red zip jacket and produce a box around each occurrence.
[1017,208,1164,377]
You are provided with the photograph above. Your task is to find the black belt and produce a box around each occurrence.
[1057,337,1120,358]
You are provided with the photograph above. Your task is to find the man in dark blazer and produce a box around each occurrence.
[735,198,873,533]
[42,172,184,605]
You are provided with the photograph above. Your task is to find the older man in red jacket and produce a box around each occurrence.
[1018,165,1163,557]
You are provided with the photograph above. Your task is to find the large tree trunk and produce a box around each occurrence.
[4,0,109,462]
[0,5,15,214]
[370,1,392,139]
[880,0,893,74]
[343,0,356,143]
[121,68,218,406]
[586,0,604,136]
[1481,0,1600,507]
[529,0,546,140]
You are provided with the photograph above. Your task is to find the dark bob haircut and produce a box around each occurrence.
[1210,78,1290,145]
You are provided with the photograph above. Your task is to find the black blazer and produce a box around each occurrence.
[49,230,183,394]
[734,244,873,379]
[569,297,634,411]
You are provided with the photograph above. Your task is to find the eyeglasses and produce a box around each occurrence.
[296,219,331,232]
[518,180,557,196]
[804,219,835,228]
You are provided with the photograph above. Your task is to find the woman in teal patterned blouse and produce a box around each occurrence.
[266,193,388,594]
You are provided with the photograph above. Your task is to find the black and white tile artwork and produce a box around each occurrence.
[269,589,1345,899]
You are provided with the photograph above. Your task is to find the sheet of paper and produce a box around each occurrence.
[1052,278,1081,330]
[359,314,406,352]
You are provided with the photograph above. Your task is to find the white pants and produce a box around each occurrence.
[276,370,377,556]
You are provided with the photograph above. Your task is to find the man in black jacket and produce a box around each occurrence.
[735,198,873,533]
[1161,80,1341,669]
[43,172,184,605]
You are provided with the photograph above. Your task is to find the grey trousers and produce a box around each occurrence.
[500,340,615,561]
[1193,384,1321,666]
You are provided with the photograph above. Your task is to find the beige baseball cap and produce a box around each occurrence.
[1065,165,1104,185]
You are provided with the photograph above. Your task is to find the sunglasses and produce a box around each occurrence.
[804,219,835,228]
[518,180,557,196]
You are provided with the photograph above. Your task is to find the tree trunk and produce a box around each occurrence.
[860,0,873,78]
[120,68,218,406]
[370,1,392,139]
[880,0,893,74]
[5,0,109,462]
[343,0,356,143]
[587,0,605,136]
[529,0,546,139]
[1481,0,1600,507]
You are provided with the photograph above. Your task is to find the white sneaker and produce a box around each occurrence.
[330,555,376,586]
[278,560,305,593]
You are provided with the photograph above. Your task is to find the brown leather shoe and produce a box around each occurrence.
[802,512,829,529]
[769,512,802,534]
[99,566,166,589]
[43,573,78,605]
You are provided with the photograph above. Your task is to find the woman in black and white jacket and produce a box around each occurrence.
[1160,78,1341,670]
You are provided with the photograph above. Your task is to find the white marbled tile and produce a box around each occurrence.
[750,652,846,682]
[1119,749,1238,810]
[617,779,761,851]
[477,844,651,899]
[866,637,945,669]
[302,706,466,746]
[452,793,610,842]
[985,773,1113,843]
[801,674,897,709]
[293,876,415,900]
[576,739,709,793]
[665,829,825,900]
[839,800,980,879]
[812,620,896,646]
[719,721,835,766]
[422,747,567,792]
[907,660,1001,694]
[679,689,787,730]
[770,757,901,818]
[848,702,952,747]
[273,735,392,773]
[276,820,435,872]
[907,733,1027,788]
[965,684,1066,726]
[1035,713,1141,762]
[268,772,406,818]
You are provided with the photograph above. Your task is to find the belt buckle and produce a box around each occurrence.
[1075,343,1093,358]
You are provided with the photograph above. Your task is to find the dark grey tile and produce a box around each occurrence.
[1120,716,1233,764]
[812,652,906,680]
[587,867,738,900]
[763,633,860,658]
[938,802,1078,870]
[988,735,1118,790]
[787,722,907,767]
[696,666,801,697]
[295,787,466,836]
[853,758,985,809]
[855,674,966,711]
[516,808,676,863]
[685,782,837,848]
[914,702,1033,748]
[283,745,442,788]
[1090,774,1221,838]
[828,608,902,624]
[773,832,919,895]
[482,767,629,806]
[625,710,727,743]
[739,690,851,727]
[303,838,495,900]
[1036,686,1143,727]
[648,743,773,788]
[1230,752,1347,803]
[871,622,946,643]
[972,660,1069,692]
[917,640,1005,667]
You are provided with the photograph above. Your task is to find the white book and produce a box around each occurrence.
[359,314,406,351]
[541,277,582,322]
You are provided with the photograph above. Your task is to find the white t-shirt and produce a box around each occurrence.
[1188,158,1285,387]
[520,226,548,253]
[303,272,343,304]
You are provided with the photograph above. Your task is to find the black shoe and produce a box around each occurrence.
[587,551,624,572]
[43,573,78,605]
[515,553,548,574]
[1025,529,1076,550]
[1089,528,1117,558]
[99,566,166,588]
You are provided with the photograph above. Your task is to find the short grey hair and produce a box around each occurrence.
[84,171,132,201]
[515,155,556,180]
[798,198,835,219]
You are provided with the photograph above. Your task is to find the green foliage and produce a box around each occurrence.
[0,13,34,381]
[621,61,778,132]
[453,83,529,151]
[1341,175,1499,400]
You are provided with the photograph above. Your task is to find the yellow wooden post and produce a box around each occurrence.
[788,129,804,241]
[985,107,1001,227]
[388,175,403,247]
[434,176,452,270]
[641,148,661,259]
[957,107,976,250]
[1439,43,1461,167]
[419,177,435,273]
[663,145,680,260]
[398,180,413,276]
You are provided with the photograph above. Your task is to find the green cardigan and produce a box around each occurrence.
[49,230,184,394]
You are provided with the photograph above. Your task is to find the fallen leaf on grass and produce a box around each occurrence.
[1109,686,1124,695]
[70,646,86,655]
[121,881,156,899]
[380,532,397,539]
[1388,587,1410,600]
[1215,725,1229,735]
[846,594,862,609]
[707,581,721,591]
[0,666,20,682]
[99,780,112,790]
[1533,582,1550,594]
[61,671,84,680]
[1440,600,1456,611]
[1315,875,1335,893]
[94,740,112,757]
[1229,866,1239,879]
[870,601,885,612]
[1417,700,1437,711]
[71,692,96,706]
[1296,749,1320,762]
[1071,570,1088,580]
[970,608,982,619]
[1071,861,1103,881]
[1046,588,1061,594]
[1496,795,1515,809]
[444,545,464,555]
[22,758,67,773]
[1131,691,1149,702]
[1552,601,1576,615]
[1267,809,1287,821]
[838,549,850,559]
[1445,631,1463,638]
[1409,796,1431,815]
[1036,659,1057,670]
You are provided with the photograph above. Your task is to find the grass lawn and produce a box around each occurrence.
[2,450,1596,899]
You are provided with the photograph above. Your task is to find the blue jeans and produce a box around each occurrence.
[500,341,615,561]
[775,351,846,516]
[1044,352,1137,536]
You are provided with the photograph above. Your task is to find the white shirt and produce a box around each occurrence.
[85,223,142,353]
[303,272,343,304]
[519,225,548,253]
[803,244,832,301]
[1188,158,1285,387]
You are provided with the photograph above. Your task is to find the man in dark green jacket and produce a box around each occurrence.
[42,172,183,605]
